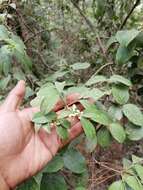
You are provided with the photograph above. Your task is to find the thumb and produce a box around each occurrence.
[1,80,26,112]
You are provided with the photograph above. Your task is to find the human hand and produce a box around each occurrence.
[0,81,82,189]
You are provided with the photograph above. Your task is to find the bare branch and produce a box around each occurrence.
[120,0,140,29]
[70,0,107,58]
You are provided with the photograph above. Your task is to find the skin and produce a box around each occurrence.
[0,81,83,190]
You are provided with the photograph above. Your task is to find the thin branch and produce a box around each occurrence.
[96,174,117,186]
[70,0,107,58]
[94,158,122,174]
[120,0,140,29]
[29,48,51,70]
[94,62,114,75]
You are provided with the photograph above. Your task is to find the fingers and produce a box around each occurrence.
[54,93,81,112]
[20,107,40,121]
[1,81,26,112]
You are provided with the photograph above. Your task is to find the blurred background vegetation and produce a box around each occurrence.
[1,0,143,189]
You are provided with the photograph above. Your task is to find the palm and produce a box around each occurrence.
[0,81,82,189]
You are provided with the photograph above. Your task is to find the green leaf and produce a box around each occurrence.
[40,173,67,190]
[109,123,126,143]
[55,81,65,93]
[83,88,110,101]
[80,117,96,139]
[0,45,12,76]
[108,180,125,190]
[107,36,117,49]
[59,119,71,129]
[75,187,86,190]
[96,0,106,16]
[135,31,143,47]
[123,175,143,190]
[123,104,143,127]
[66,86,89,95]
[0,25,9,39]
[11,34,26,52]
[44,155,64,173]
[132,155,143,182]
[63,148,86,174]
[30,96,44,108]
[0,75,11,90]
[71,62,90,70]
[85,137,97,153]
[134,164,143,182]
[123,158,132,170]
[42,123,51,133]
[112,84,129,105]
[17,177,39,190]
[58,109,72,119]
[80,99,92,109]
[0,46,12,75]
[108,105,123,121]
[37,83,55,96]
[14,50,32,70]
[86,75,107,86]
[13,69,26,80]
[41,94,59,114]
[116,46,133,65]
[46,112,57,122]
[126,123,143,141]
[109,75,132,86]
[57,127,68,140]
[97,127,112,148]
[83,105,112,126]
[132,155,143,164]
[116,30,140,47]
[24,87,34,99]
[32,112,49,124]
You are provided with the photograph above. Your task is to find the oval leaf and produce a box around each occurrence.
[97,127,112,148]
[112,84,129,105]
[124,175,143,190]
[41,173,67,190]
[44,155,64,173]
[63,148,86,174]
[108,180,125,190]
[80,117,96,139]
[116,30,140,47]
[123,104,143,127]
[83,105,112,126]
[109,123,126,143]
[71,62,90,70]
[86,75,107,86]
[109,75,132,86]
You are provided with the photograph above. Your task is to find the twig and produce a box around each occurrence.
[94,62,114,75]
[70,0,107,58]
[94,158,122,174]
[16,9,34,34]
[28,48,50,70]
[120,0,140,29]
[96,174,117,185]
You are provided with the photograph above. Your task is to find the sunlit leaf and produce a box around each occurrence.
[123,104,143,127]
[71,62,90,70]
[112,84,129,105]
[116,30,140,47]
[109,123,126,143]
[80,117,96,139]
